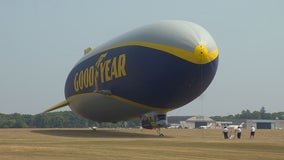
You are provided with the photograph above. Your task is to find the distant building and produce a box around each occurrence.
[168,116,284,130]
[246,119,284,129]
[167,116,191,124]
[180,116,214,129]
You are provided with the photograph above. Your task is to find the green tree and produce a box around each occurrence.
[34,114,50,128]
[12,113,28,128]
[240,109,252,119]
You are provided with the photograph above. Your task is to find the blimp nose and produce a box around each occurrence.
[192,44,209,64]
[194,45,208,55]
[191,44,218,64]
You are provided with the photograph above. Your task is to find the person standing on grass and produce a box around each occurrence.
[237,126,241,139]
[250,126,256,138]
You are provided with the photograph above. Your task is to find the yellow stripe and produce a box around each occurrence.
[90,41,218,64]
[67,92,172,112]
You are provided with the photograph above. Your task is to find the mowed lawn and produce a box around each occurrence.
[0,128,284,160]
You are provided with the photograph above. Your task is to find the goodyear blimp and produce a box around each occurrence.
[44,20,218,134]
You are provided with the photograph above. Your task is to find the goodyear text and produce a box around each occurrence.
[74,53,127,92]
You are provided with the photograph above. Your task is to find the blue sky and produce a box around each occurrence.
[0,0,283,116]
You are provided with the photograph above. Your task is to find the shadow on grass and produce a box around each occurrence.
[32,129,172,138]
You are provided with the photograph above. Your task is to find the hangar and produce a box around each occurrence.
[246,119,284,129]
[180,116,214,129]
[168,116,284,130]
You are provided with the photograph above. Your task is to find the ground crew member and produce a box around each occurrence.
[223,126,228,139]
[237,126,241,139]
[250,126,256,138]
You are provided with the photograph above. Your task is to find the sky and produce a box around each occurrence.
[0,0,283,116]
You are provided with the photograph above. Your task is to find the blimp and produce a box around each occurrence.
[44,20,218,135]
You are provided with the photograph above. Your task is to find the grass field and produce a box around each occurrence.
[0,128,284,160]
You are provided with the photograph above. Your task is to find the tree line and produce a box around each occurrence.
[211,107,284,121]
[0,111,140,128]
[0,107,283,128]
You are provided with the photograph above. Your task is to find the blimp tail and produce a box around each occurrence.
[43,100,69,113]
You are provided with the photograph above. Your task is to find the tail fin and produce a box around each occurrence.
[43,100,69,113]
